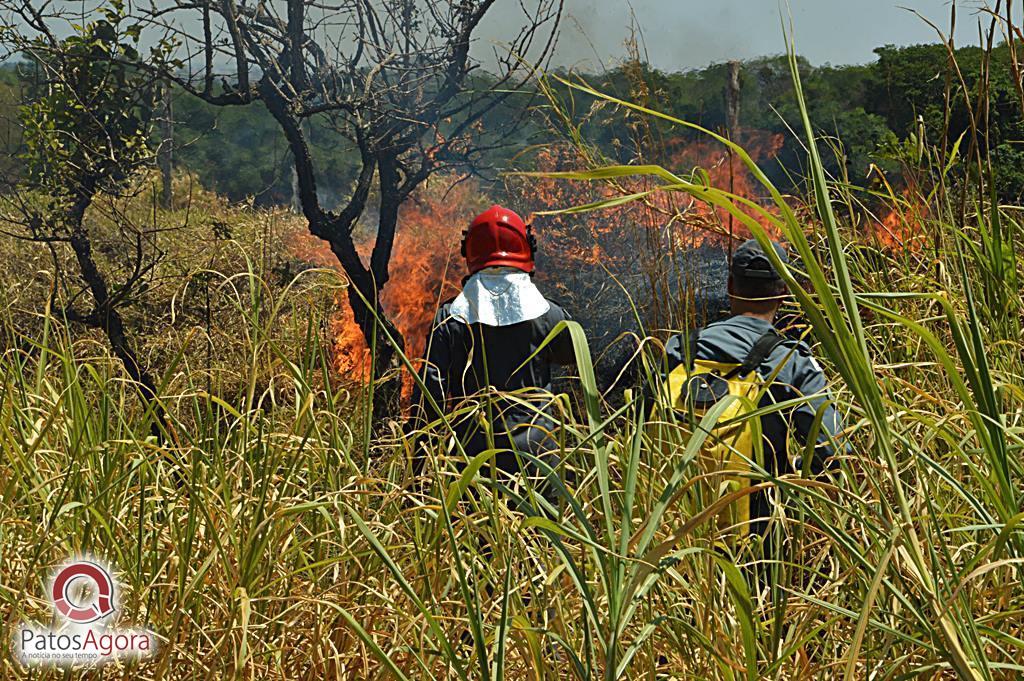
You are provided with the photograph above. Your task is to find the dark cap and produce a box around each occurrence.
[730,238,788,280]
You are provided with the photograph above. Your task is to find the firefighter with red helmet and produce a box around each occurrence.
[409,205,575,506]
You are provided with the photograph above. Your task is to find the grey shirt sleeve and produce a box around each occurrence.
[665,334,686,371]
[783,344,847,469]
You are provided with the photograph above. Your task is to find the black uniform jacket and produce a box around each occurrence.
[410,298,576,452]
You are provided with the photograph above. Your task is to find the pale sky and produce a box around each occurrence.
[478,0,986,71]
[4,1,987,72]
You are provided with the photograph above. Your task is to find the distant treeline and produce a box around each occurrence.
[3,42,1022,206]
[571,44,1024,204]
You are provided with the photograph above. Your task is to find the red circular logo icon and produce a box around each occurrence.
[50,561,115,623]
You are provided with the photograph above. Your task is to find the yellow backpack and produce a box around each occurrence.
[659,328,785,536]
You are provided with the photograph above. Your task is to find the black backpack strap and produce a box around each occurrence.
[723,329,785,379]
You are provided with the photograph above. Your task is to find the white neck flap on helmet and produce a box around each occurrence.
[449,267,550,327]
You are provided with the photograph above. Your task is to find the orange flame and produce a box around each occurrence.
[291,179,485,397]
[509,133,784,277]
[875,185,928,249]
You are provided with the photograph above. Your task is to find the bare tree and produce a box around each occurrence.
[135,0,562,421]
[0,2,178,439]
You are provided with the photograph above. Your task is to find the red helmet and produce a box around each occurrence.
[461,204,536,274]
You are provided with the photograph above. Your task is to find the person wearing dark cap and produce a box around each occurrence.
[663,238,846,548]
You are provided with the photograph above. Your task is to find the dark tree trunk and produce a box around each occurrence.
[364,155,406,423]
[344,278,404,424]
[66,192,171,442]
[326,225,405,424]
[725,60,741,140]
[260,80,407,423]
